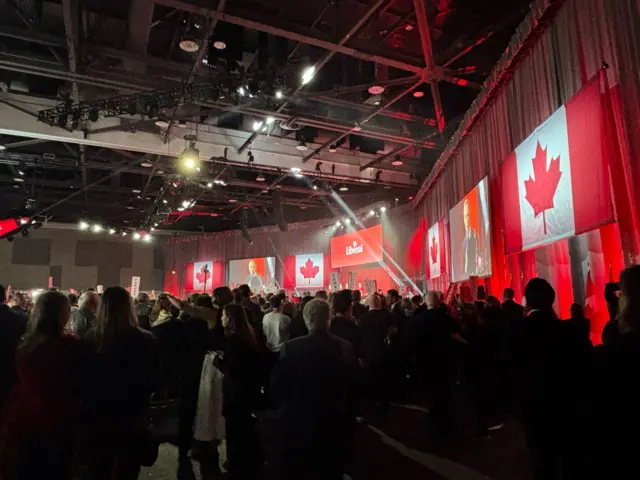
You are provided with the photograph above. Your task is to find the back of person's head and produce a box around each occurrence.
[315,290,328,300]
[618,265,640,333]
[222,303,256,345]
[524,278,556,313]
[425,291,439,309]
[0,284,6,304]
[266,292,274,301]
[188,293,200,305]
[269,295,283,310]
[333,289,352,316]
[79,290,100,312]
[135,291,149,305]
[411,295,423,306]
[21,291,70,351]
[303,299,331,332]
[213,286,232,306]
[68,293,78,306]
[238,284,251,298]
[387,289,400,303]
[13,291,28,308]
[401,297,412,310]
[156,293,172,311]
[195,294,214,309]
[486,296,501,309]
[95,286,138,350]
[366,293,382,310]
[352,290,362,302]
[570,303,584,317]
[282,301,294,317]
[258,297,266,307]
[298,295,314,314]
[503,288,515,302]
[232,288,243,304]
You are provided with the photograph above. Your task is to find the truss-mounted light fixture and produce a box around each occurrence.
[368,85,385,95]
[296,141,308,151]
[391,156,404,166]
[413,90,425,98]
[256,173,266,182]
[179,28,201,53]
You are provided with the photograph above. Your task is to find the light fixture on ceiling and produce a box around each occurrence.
[182,200,192,208]
[122,231,128,237]
[179,145,200,172]
[296,141,308,151]
[353,124,362,132]
[413,90,425,98]
[290,167,302,174]
[391,157,404,166]
[405,23,414,31]
[256,173,266,182]
[369,210,375,216]
[162,199,168,204]
[108,228,116,235]
[213,39,226,50]
[155,117,169,128]
[313,185,318,190]
[339,185,349,192]
[207,182,213,188]
[179,33,200,53]
[380,206,387,212]
[237,86,246,96]
[0,144,5,151]
[17,166,25,176]
[79,221,89,231]
[329,145,337,153]
[140,160,153,168]
[228,199,237,203]
[13,177,24,183]
[252,121,263,131]
[335,220,341,226]
[92,224,102,233]
[265,116,275,125]
[177,207,185,212]
[275,90,283,99]
[133,232,141,240]
[143,235,153,243]
[301,66,316,85]
[368,85,385,95]
[132,189,141,193]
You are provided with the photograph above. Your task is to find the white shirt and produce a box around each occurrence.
[262,311,291,353]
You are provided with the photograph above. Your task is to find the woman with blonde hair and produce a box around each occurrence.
[0,291,93,480]
[84,286,161,479]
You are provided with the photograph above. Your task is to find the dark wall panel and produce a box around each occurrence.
[12,238,52,265]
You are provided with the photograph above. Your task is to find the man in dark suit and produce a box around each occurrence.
[351,289,369,322]
[330,289,362,359]
[462,199,478,276]
[502,288,525,323]
[0,284,27,410]
[271,299,359,480]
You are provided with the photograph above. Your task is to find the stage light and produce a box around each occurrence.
[296,141,308,151]
[177,207,185,212]
[162,199,168,204]
[17,167,24,176]
[0,144,5,151]
[369,210,375,216]
[290,167,302,174]
[329,145,337,153]
[79,221,89,230]
[213,40,226,50]
[140,161,153,168]
[313,185,318,190]
[207,182,213,188]
[336,220,341,226]
[256,173,266,182]
[228,199,237,203]
[265,117,275,125]
[179,146,200,171]
[345,218,351,224]
[133,232,141,240]
[380,206,387,212]
[143,235,153,243]
[392,157,403,166]
[132,189,141,193]
[413,91,424,98]
[108,228,116,235]
[353,125,362,132]
[122,232,128,237]
[154,223,158,227]
[92,224,103,233]
[368,85,385,95]
[339,185,348,192]
[238,86,246,96]
[13,177,24,183]
[172,270,176,275]
[20,218,27,225]
[275,90,283,100]
[301,66,315,85]
[252,121,263,131]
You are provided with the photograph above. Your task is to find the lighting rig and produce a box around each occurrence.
[37,74,286,129]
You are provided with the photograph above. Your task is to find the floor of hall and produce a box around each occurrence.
[142,403,534,480]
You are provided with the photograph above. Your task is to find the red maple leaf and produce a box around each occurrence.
[299,258,320,284]
[430,235,438,265]
[195,265,210,285]
[524,141,562,235]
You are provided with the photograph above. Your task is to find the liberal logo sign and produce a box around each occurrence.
[345,241,364,256]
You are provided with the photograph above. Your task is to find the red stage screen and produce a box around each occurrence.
[331,224,383,268]
[450,177,492,283]
[0,218,21,239]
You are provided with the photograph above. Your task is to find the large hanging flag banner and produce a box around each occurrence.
[295,254,324,288]
[502,78,613,254]
[427,218,445,279]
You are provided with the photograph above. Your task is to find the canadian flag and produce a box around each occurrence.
[427,218,445,279]
[502,78,613,254]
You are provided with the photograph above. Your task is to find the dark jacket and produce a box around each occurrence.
[151,317,185,398]
[329,315,362,359]
[0,304,27,409]
[270,331,359,455]
[502,299,525,323]
[352,302,369,322]
[70,307,95,338]
[358,309,391,366]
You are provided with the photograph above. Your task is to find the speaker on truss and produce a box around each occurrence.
[273,190,288,232]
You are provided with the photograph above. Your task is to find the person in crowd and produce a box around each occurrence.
[502,288,524,322]
[135,291,152,330]
[151,302,184,399]
[412,295,426,315]
[70,290,100,338]
[315,290,328,300]
[329,289,362,359]
[262,295,291,370]
[270,299,360,480]
[83,286,162,480]
[566,303,591,344]
[282,301,295,321]
[410,291,460,444]
[351,290,368,321]
[239,284,264,330]
[289,295,313,339]
[359,293,393,415]
[592,265,640,479]
[68,293,79,312]
[387,289,403,317]
[10,292,29,317]
[0,284,27,410]
[149,293,174,327]
[601,281,621,345]
[212,304,262,479]
[512,278,591,480]
[401,297,414,317]
[0,291,93,479]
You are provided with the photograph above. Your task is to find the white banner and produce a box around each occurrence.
[96,285,104,294]
[330,272,340,291]
[295,254,324,288]
[364,279,377,294]
[348,271,357,290]
[131,276,141,298]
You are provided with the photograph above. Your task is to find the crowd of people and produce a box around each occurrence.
[0,268,639,479]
